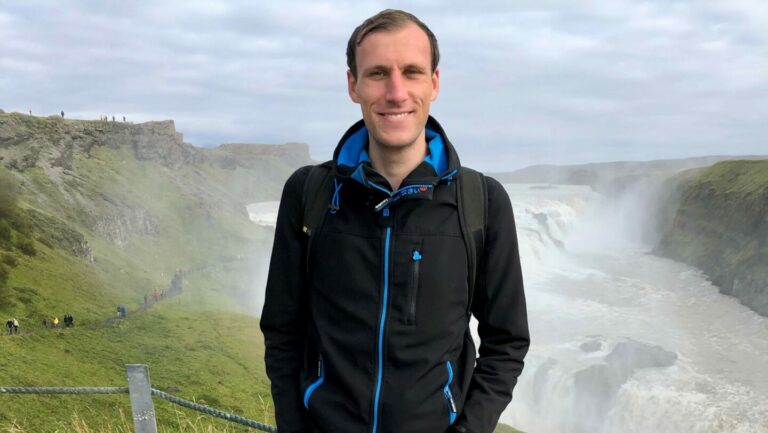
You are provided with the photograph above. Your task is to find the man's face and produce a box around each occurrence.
[347,23,439,152]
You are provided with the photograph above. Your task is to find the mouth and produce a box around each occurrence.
[378,111,414,121]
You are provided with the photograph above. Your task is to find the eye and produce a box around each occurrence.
[404,68,424,77]
[368,70,386,79]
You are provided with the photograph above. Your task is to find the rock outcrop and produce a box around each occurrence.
[570,338,677,433]
[0,111,310,249]
[0,113,312,171]
[655,160,768,316]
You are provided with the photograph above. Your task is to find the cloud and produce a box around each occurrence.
[1,0,766,170]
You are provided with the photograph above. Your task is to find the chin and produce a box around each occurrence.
[375,134,420,149]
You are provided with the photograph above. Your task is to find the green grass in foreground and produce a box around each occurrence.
[0,297,271,433]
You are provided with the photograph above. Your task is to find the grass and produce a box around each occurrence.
[0,118,276,432]
[0,295,272,432]
[688,159,768,197]
[1,408,252,433]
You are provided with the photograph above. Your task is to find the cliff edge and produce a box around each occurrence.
[655,160,768,316]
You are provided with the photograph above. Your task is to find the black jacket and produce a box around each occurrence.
[261,116,529,433]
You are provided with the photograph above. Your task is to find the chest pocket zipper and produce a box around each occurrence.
[303,355,325,409]
[406,249,422,326]
[444,361,457,424]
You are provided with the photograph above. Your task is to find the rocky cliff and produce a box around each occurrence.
[0,113,312,172]
[655,160,768,316]
[0,112,311,248]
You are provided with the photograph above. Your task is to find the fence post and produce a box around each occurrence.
[126,364,158,433]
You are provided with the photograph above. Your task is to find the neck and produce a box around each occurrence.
[369,133,428,191]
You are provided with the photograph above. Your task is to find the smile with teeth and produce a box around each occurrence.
[381,111,413,119]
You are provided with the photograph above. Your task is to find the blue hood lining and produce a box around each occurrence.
[336,126,449,179]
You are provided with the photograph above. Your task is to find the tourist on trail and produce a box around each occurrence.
[53,316,59,329]
[12,318,19,335]
[61,110,64,118]
[42,318,48,328]
[5,319,12,335]
[154,289,160,302]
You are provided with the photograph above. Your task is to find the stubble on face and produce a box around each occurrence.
[347,23,440,155]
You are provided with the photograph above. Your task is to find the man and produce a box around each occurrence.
[261,9,529,433]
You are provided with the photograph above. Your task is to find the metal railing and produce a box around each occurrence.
[0,364,277,433]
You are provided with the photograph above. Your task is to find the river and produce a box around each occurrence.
[500,183,768,433]
[248,183,768,432]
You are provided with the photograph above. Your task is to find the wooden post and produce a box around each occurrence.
[126,364,158,433]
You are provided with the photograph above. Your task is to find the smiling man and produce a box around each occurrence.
[261,9,529,433]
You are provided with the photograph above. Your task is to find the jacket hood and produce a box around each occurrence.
[331,116,462,191]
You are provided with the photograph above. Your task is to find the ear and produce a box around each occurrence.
[431,67,440,101]
[347,69,360,103]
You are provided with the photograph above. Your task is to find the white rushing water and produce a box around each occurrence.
[248,183,768,432]
[499,184,768,433]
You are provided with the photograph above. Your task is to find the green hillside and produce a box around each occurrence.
[0,113,524,433]
[0,113,296,431]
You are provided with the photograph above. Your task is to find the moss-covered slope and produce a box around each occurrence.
[0,113,306,431]
[656,160,768,316]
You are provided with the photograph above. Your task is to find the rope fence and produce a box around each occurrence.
[0,387,128,395]
[152,389,277,432]
[0,365,277,433]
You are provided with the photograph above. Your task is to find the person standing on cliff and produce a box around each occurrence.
[261,9,529,433]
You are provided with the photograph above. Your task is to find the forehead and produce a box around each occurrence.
[355,22,432,68]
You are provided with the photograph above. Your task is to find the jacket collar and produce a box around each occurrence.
[332,116,461,193]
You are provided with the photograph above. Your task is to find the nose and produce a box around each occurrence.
[385,71,408,103]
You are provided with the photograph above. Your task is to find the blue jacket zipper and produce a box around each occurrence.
[444,361,457,424]
[303,355,325,409]
[371,223,392,433]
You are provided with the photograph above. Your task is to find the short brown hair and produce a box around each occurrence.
[346,9,440,79]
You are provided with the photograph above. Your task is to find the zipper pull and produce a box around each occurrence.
[445,390,457,413]
[412,250,422,261]
[375,198,390,212]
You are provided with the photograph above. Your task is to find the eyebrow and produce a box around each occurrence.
[362,63,427,74]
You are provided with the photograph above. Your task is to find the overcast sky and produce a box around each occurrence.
[1,1,766,171]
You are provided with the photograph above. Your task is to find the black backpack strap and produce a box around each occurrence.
[301,161,335,277]
[457,167,488,317]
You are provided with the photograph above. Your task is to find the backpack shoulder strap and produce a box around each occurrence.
[457,167,488,317]
[301,160,335,276]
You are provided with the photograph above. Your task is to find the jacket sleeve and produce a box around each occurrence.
[453,176,530,433]
[260,166,313,433]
